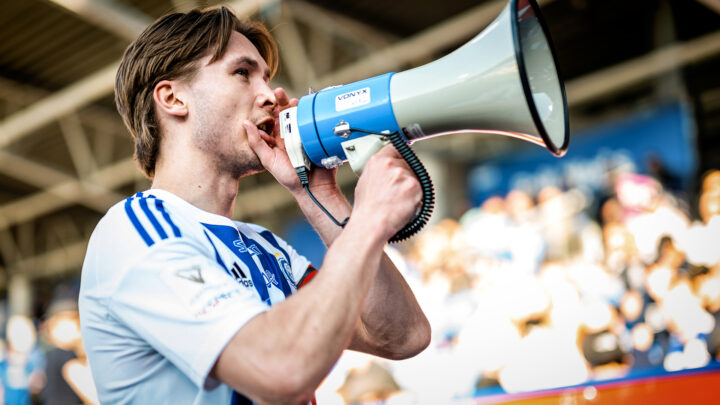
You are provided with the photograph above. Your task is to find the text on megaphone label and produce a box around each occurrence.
[335,87,371,112]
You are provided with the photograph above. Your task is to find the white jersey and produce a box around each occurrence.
[79,189,312,405]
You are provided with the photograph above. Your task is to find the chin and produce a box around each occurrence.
[238,165,266,178]
[220,152,266,178]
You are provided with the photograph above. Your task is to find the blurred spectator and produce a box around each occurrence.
[322,164,720,403]
[0,316,45,405]
[338,361,401,404]
[40,298,95,405]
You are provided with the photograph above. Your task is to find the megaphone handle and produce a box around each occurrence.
[295,128,434,242]
[385,131,435,243]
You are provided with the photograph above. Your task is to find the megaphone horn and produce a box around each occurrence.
[281,0,569,241]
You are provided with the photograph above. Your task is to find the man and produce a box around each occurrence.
[79,6,430,405]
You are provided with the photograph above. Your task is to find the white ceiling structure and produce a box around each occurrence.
[0,0,719,290]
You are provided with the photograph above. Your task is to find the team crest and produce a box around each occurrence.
[274,252,296,288]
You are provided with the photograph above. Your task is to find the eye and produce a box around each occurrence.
[235,68,249,79]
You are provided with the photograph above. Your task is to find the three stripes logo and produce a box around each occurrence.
[229,262,254,288]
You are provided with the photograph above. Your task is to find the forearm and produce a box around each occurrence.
[349,253,430,359]
[216,216,387,402]
[292,185,430,359]
[291,183,351,245]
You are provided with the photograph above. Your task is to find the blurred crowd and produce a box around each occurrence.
[3,165,718,405]
[317,167,720,404]
[0,288,97,405]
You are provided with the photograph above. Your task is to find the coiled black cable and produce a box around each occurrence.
[384,130,435,242]
[295,168,349,228]
[297,128,434,242]
[344,128,435,242]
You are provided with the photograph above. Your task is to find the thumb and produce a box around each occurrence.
[243,120,273,164]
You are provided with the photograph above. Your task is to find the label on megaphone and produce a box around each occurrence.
[335,87,371,112]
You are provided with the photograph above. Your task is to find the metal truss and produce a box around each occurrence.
[0,0,719,285]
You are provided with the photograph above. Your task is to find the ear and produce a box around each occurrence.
[153,80,188,118]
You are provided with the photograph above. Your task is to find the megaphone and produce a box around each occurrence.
[281,0,568,241]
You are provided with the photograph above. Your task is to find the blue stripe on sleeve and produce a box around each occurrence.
[138,197,168,240]
[154,198,182,237]
[124,198,154,246]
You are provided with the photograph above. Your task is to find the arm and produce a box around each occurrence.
[289,171,430,360]
[215,136,423,404]
[210,91,428,404]
[246,89,430,359]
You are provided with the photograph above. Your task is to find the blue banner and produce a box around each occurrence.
[468,103,698,205]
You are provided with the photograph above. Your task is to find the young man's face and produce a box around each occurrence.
[185,31,276,177]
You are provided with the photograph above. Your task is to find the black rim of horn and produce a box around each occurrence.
[510,0,570,157]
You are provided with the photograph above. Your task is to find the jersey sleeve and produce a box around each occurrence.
[246,224,313,286]
[106,237,268,389]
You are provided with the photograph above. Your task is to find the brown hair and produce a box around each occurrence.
[115,6,278,178]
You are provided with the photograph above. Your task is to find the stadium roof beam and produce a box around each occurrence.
[0,158,138,232]
[59,113,99,176]
[312,0,558,88]
[1,238,88,286]
[0,63,118,150]
[46,0,152,41]
[316,0,507,87]
[0,229,21,271]
[0,0,280,152]
[5,0,720,246]
[288,0,398,52]
[565,29,720,106]
[0,150,124,213]
[0,77,128,138]
[270,3,315,94]
[697,0,720,15]
[171,0,200,13]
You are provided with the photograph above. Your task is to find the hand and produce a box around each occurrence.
[245,88,339,195]
[352,145,422,239]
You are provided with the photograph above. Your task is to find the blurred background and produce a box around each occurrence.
[0,0,719,404]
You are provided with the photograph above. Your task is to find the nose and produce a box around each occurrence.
[256,81,276,110]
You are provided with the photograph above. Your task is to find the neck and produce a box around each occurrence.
[151,148,241,219]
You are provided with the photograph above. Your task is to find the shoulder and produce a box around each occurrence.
[82,193,205,290]
[119,192,185,247]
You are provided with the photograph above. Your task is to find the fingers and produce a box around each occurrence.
[274,87,290,108]
[371,144,411,172]
[375,144,403,159]
[355,148,422,237]
[243,120,273,162]
[273,88,299,109]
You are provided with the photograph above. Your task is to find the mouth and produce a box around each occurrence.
[256,118,275,136]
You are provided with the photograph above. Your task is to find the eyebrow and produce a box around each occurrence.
[232,56,271,81]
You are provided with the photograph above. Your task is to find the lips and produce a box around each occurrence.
[256,117,275,136]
